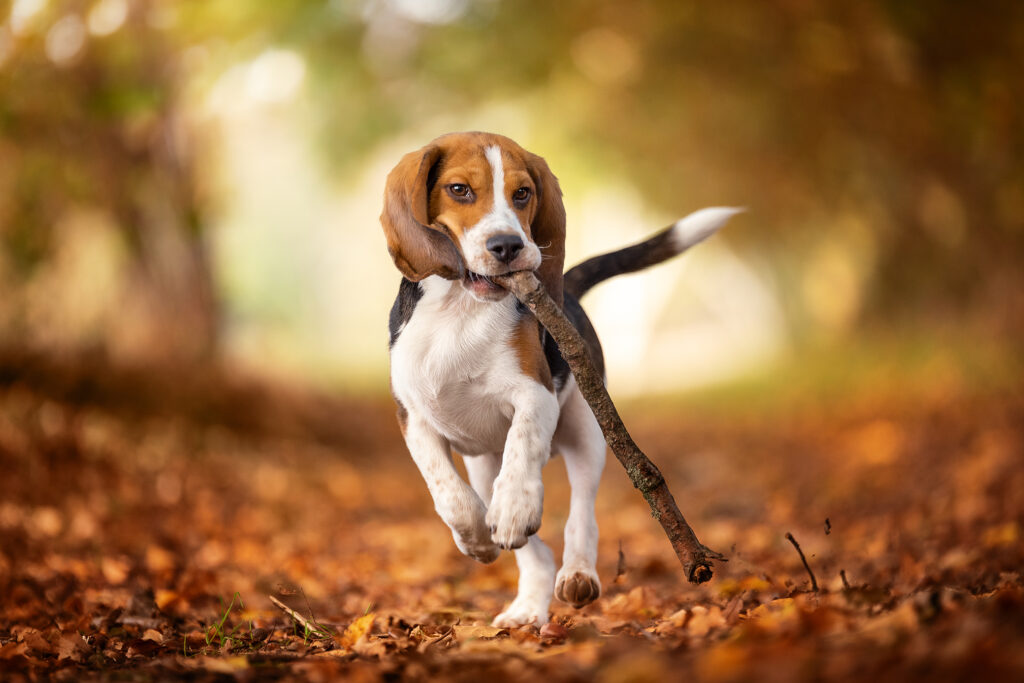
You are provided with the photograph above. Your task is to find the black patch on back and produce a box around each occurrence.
[388,278,423,347]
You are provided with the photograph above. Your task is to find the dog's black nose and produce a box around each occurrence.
[486,234,524,264]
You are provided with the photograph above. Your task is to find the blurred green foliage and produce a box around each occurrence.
[0,0,1021,366]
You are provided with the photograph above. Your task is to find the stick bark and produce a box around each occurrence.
[494,270,725,583]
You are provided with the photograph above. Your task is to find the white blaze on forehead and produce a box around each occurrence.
[485,146,503,192]
[484,145,515,219]
[457,145,540,276]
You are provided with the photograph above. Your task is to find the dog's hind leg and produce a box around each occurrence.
[552,378,606,608]
[492,535,556,627]
[463,453,501,506]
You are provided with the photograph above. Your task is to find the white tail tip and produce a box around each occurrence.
[669,207,745,251]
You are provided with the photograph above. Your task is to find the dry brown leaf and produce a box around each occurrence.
[452,623,507,641]
[22,630,53,656]
[353,635,389,658]
[687,605,726,638]
[154,588,183,612]
[141,628,164,643]
[182,655,251,673]
[100,556,131,585]
[539,622,568,641]
[602,586,656,620]
[0,641,28,660]
[56,633,90,661]
[337,613,376,650]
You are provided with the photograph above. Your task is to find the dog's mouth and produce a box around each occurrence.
[462,270,506,297]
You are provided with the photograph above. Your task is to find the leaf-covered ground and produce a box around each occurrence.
[1,367,1023,681]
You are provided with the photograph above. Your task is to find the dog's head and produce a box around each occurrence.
[381,132,566,304]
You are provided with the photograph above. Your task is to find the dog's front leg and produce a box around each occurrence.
[487,382,559,549]
[403,412,499,563]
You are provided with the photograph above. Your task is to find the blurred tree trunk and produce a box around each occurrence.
[112,115,220,363]
[0,6,220,363]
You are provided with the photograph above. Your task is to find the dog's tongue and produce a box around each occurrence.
[466,271,502,295]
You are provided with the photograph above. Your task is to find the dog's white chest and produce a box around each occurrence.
[389,278,527,455]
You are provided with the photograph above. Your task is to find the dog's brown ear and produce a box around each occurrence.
[381,145,464,281]
[526,152,566,308]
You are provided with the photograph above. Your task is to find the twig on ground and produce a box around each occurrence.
[268,596,330,637]
[493,270,725,583]
[840,569,851,591]
[299,588,321,629]
[785,532,819,592]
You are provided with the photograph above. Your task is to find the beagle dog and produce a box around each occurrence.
[381,131,739,627]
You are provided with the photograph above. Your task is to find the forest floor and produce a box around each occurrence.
[1,356,1023,681]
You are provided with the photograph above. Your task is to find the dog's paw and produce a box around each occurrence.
[453,531,500,564]
[436,492,500,563]
[555,566,601,608]
[486,474,543,550]
[492,594,550,628]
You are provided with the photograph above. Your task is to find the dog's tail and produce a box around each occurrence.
[563,207,743,299]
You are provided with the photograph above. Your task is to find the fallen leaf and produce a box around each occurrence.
[568,621,602,642]
[141,629,163,643]
[182,655,250,673]
[452,623,506,641]
[539,622,568,642]
[0,641,28,660]
[337,613,375,650]
[22,630,53,656]
[687,605,726,638]
[154,589,185,613]
[101,556,131,585]
[56,634,90,662]
[353,635,389,658]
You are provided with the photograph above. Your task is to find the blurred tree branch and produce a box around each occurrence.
[0,2,217,360]
[2,0,1022,364]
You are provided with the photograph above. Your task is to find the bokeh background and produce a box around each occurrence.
[3,3,1024,679]
[3,0,1021,401]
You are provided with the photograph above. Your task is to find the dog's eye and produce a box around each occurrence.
[448,183,470,197]
[512,187,531,203]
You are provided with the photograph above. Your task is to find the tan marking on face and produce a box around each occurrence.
[510,315,553,392]
[428,144,495,241]
[425,133,542,271]
[502,163,539,240]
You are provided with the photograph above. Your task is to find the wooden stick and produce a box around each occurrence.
[493,270,725,583]
[268,596,330,636]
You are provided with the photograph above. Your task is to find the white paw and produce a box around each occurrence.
[486,473,543,550]
[437,493,500,563]
[492,593,551,628]
[452,530,500,564]
[555,566,601,608]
